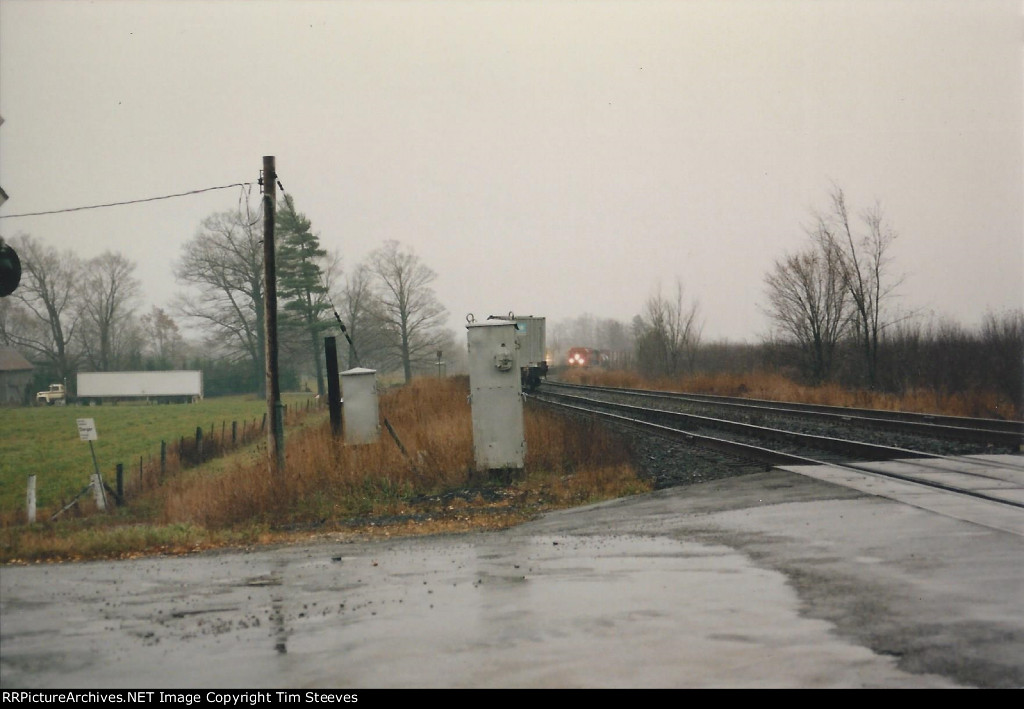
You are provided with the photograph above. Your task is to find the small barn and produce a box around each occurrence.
[0,348,34,405]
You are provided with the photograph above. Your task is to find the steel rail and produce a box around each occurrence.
[527,390,1024,511]
[535,389,939,461]
[543,380,1024,447]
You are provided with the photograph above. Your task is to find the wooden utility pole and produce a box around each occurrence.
[262,155,285,474]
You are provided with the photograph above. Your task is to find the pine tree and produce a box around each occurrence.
[275,194,332,395]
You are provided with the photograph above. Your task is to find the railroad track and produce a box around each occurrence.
[540,380,1024,449]
[527,383,1024,524]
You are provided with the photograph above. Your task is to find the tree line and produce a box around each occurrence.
[4,184,1020,411]
[0,195,453,400]
[760,186,1021,407]
[550,186,1021,412]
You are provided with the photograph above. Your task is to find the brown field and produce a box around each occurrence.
[560,368,1021,420]
[3,368,1017,564]
[0,376,648,563]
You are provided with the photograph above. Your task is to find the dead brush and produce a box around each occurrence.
[525,407,633,472]
[521,406,646,506]
[159,375,647,531]
[2,376,653,563]
[577,368,1020,419]
[159,376,477,529]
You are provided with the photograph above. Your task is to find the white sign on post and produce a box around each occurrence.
[76,418,98,441]
[76,418,106,510]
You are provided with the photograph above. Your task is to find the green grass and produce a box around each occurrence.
[0,393,320,516]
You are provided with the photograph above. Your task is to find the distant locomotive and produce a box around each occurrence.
[566,347,607,368]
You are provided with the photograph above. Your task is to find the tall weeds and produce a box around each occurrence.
[158,376,643,530]
[564,367,1021,420]
[2,376,650,561]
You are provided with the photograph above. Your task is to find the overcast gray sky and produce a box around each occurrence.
[1,0,1020,343]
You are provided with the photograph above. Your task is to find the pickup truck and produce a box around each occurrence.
[36,383,66,405]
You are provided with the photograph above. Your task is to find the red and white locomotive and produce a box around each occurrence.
[566,347,607,368]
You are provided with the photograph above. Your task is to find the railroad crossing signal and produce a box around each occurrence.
[0,239,20,297]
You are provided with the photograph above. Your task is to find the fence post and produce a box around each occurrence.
[116,463,124,504]
[232,420,238,446]
[26,475,36,524]
[160,440,167,476]
[92,474,107,511]
[196,427,204,461]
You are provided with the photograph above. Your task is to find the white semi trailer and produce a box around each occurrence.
[77,370,203,404]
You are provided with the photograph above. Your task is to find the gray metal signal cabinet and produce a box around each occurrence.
[467,318,525,471]
[488,313,548,389]
[509,315,545,372]
[341,367,379,444]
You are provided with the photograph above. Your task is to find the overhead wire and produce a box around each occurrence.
[239,182,263,228]
[1,174,361,362]
[0,182,256,219]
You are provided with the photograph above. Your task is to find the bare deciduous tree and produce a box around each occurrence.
[140,306,186,367]
[820,187,904,387]
[764,234,849,383]
[174,210,265,395]
[335,262,387,370]
[0,234,83,385]
[367,240,448,383]
[633,280,702,378]
[79,251,142,371]
[980,309,1024,410]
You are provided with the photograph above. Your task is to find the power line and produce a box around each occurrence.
[0,182,256,219]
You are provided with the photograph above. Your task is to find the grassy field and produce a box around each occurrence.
[0,393,320,517]
[5,368,1013,565]
[1,377,649,563]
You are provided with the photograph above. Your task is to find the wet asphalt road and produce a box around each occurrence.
[1,468,1022,688]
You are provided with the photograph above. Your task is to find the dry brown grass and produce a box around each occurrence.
[156,375,647,533]
[5,365,1014,564]
[1,376,650,563]
[564,368,1021,420]
[525,407,649,504]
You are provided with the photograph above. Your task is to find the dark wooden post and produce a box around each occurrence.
[325,336,342,436]
[262,155,285,474]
